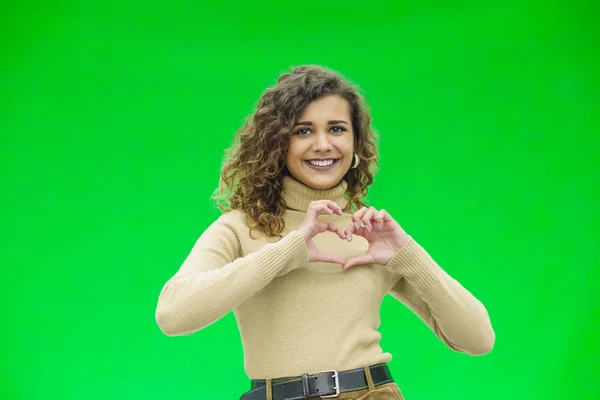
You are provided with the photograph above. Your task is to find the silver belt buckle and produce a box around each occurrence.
[318,369,340,398]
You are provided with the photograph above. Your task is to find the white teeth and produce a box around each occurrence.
[308,160,335,167]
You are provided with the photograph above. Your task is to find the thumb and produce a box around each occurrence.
[313,251,346,265]
[342,254,375,270]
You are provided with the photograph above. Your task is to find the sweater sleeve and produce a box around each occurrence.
[155,211,309,336]
[385,236,495,356]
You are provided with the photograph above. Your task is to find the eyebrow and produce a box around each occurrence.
[295,120,350,126]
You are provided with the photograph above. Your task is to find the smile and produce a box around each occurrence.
[304,159,339,170]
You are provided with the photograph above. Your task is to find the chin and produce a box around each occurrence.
[301,176,341,190]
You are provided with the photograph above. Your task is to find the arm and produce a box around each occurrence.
[155,211,308,336]
[386,237,495,355]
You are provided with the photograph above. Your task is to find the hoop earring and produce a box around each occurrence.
[351,153,360,169]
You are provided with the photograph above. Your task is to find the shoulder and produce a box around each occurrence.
[214,209,248,230]
[218,209,284,244]
[195,210,248,250]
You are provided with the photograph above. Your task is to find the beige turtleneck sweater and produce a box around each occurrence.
[155,176,495,379]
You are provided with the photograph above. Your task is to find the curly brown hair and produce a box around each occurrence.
[212,65,380,238]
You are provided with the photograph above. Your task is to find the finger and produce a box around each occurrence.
[319,204,335,215]
[374,209,385,224]
[377,209,393,222]
[331,224,348,241]
[350,225,367,238]
[352,207,369,227]
[374,209,389,230]
[345,224,366,239]
[345,223,369,240]
[335,226,347,241]
[314,251,346,265]
[342,254,375,270]
[316,223,347,241]
[344,222,355,242]
[326,201,344,215]
[315,222,333,233]
[313,200,343,215]
[362,207,377,231]
[309,204,334,222]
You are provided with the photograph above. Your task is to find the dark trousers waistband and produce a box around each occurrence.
[240,363,394,400]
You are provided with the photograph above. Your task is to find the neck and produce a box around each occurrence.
[281,176,349,212]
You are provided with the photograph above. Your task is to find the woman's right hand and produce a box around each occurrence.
[297,200,347,265]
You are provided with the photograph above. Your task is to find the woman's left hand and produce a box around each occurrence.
[342,207,410,270]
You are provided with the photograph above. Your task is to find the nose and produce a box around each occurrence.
[312,131,333,152]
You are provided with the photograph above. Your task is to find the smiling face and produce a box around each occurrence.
[285,95,355,190]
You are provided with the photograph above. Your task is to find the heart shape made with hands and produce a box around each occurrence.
[303,205,409,270]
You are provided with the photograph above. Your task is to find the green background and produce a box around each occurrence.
[2,0,598,399]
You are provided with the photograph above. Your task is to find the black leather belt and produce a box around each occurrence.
[240,363,394,400]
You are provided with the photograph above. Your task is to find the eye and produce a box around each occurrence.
[331,126,347,133]
[295,128,311,136]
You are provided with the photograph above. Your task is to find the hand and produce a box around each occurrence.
[297,200,348,265]
[342,207,409,270]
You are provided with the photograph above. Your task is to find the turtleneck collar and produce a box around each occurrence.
[281,176,349,212]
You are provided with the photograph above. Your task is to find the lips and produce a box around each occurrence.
[305,159,339,166]
[304,159,339,170]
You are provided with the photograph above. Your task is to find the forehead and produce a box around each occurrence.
[298,95,350,120]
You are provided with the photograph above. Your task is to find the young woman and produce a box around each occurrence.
[155,65,495,400]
